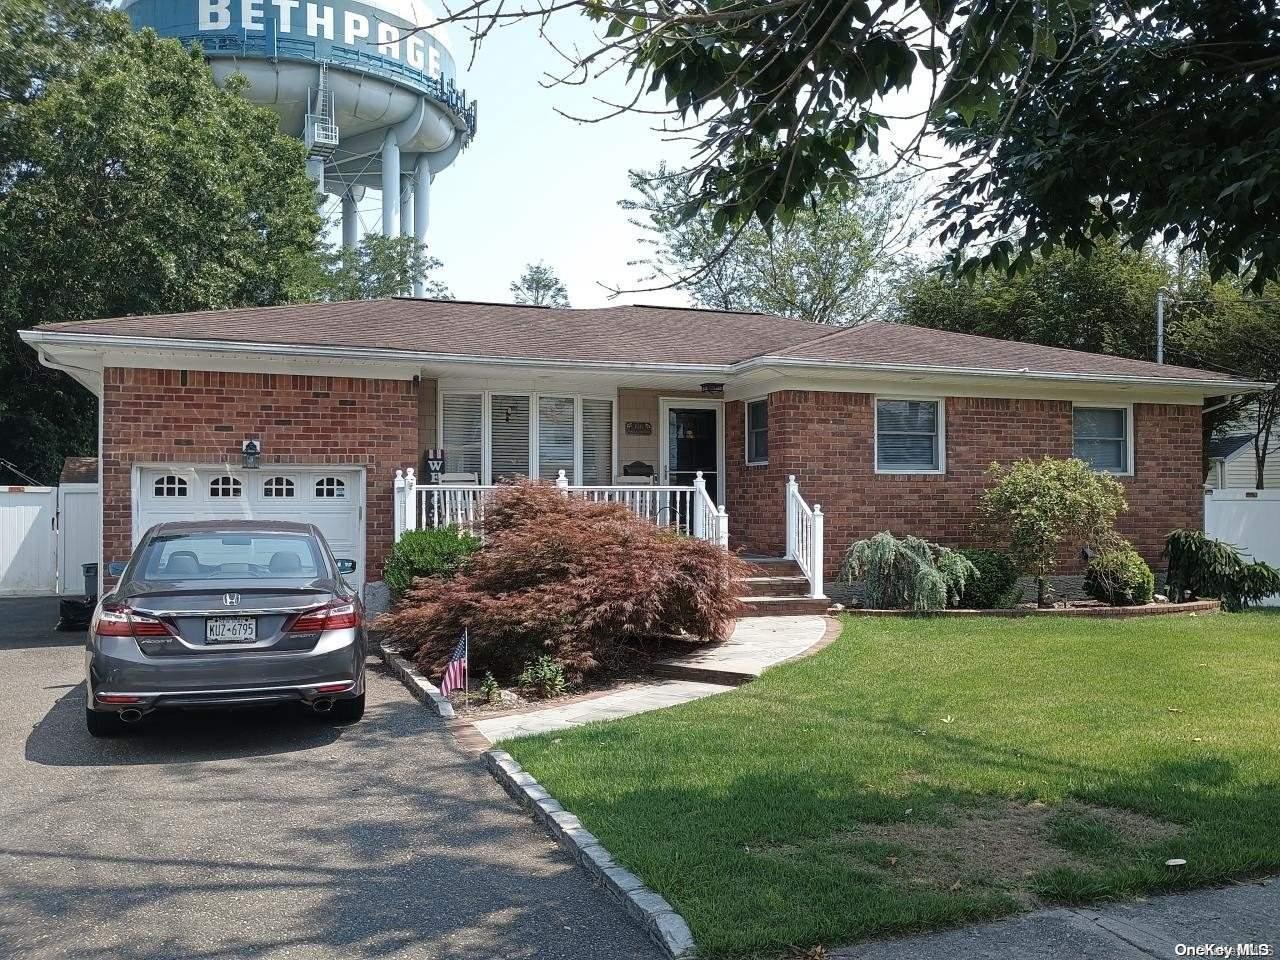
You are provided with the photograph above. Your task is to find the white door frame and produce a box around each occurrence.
[658,397,726,494]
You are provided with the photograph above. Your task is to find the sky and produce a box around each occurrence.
[329,14,696,308]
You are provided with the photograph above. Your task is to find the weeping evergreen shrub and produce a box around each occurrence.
[1165,529,1280,611]
[839,532,978,611]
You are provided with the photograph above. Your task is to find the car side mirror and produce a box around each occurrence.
[107,561,128,577]
[335,559,357,575]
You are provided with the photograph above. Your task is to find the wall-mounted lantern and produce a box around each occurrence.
[242,439,262,469]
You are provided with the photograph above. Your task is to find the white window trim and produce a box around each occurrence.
[437,389,618,485]
[744,397,769,466]
[1072,402,1135,476]
[874,395,947,475]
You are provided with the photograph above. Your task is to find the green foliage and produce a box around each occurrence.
[1164,530,1280,612]
[509,261,570,307]
[957,548,1022,610]
[839,531,977,611]
[383,527,480,598]
[1084,544,1155,607]
[517,656,566,700]
[478,671,501,704]
[0,5,322,480]
[297,234,452,303]
[623,164,917,324]
[981,458,1128,607]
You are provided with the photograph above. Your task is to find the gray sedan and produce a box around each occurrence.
[86,519,366,736]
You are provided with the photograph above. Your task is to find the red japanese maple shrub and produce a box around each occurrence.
[377,481,747,681]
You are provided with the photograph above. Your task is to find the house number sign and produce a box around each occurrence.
[625,421,653,436]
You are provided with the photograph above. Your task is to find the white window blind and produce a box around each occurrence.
[1073,407,1128,472]
[876,399,941,471]
[442,394,483,477]
[538,396,576,482]
[581,399,614,484]
[490,394,531,481]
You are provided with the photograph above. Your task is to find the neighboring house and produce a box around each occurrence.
[1205,433,1279,490]
[19,300,1268,598]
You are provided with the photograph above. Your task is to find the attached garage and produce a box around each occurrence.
[133,466,367,587]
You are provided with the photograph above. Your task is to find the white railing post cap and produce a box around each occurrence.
[405,467,416,485]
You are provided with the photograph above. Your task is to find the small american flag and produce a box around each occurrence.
[440,629,468,697]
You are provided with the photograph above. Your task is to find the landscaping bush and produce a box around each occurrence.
[1164,529,1280,611]
[839,531,977,611]
[1084,543,1155,606]
[980,457,1128,607]
[377,482,749,680]
[383,526,480,598]
[957,548,1022,609]
[518,656,567,699]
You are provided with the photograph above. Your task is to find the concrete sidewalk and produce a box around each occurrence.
[834,877,1279,959]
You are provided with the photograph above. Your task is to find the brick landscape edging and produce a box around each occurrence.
[484,749,698,960]
[379,643,455,718]
[844,599,1222,618]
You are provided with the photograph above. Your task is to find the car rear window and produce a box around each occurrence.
[138,533,325,581]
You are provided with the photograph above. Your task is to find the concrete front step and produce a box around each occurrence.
[739,556,805,578]
[739,575,811,597]
[737,596,831,617]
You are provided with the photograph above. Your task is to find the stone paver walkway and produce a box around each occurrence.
[472,615,831,744]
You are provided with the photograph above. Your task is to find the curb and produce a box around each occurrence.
[484,749,697,959]
[379,643,455,719]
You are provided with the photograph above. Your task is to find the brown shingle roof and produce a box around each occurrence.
[59,457,98,484]
[35,298,830,366]
[771,321,1240,383]
[31,300,1251,385]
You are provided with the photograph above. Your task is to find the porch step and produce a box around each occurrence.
[739,556,805,578]
[739,575,811,598]
[736,596,832,617]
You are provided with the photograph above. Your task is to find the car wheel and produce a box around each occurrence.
[85,707,129,738]
[326,693,365,724]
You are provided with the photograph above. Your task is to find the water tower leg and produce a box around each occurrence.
[381,133,400,238]
[341,190,358,250]
[413,156,431,297]
[399,174,414,241]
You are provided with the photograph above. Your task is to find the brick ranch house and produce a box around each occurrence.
[20,299,1267,601]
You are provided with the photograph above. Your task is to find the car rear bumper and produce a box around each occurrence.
[87,629,364,712]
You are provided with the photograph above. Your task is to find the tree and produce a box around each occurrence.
[624,165,917,324]
[430,0,1278,290]
[899,242,1171,360]
[0,5,322,481]
[299,235,453,302]
[981,457,1129,607]
[509,262,570,307]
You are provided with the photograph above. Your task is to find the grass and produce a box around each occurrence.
[504,612,1280,958]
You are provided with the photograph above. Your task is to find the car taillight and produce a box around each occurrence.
[290,601,358,633]
[95,606,172,637]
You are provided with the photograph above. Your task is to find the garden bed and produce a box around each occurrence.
[843,599,1221,618]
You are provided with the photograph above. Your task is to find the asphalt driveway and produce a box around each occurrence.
[0,597,662,960]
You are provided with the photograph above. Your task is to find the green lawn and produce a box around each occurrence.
[505,613,1280,958]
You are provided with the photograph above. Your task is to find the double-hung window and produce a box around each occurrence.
[439,392,614,484]
[1073,406,1131,474]
[745,399,768,464]
[875,398,943,473]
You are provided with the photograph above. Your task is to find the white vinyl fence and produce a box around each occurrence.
[0,487,58,596]
[1204,489,1280,607]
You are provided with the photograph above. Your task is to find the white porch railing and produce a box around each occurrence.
[393,468,729,548]
[785,475,825,599]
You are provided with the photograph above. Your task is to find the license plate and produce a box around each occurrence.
[206,616,257,644]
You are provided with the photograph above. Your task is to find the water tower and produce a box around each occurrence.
[122,0,476,295]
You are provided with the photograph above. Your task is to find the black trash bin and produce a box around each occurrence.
[57,563,98,632]
[81,562,98,600]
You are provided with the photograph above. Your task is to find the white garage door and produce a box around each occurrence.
[134,467,366,587]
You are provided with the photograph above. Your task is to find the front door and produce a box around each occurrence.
[665,406,721,503]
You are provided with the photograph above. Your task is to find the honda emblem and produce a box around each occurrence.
[222,593,240,607]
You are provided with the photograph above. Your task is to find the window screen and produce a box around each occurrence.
[538,396,576,482]
[876,399,941,471]
[581,399,614,485]
[1073,407,1129,472]
[746,400,768,463]
[442,394,483,477]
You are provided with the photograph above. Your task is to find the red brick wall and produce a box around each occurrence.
[725,390,1203,573]
[101,368,419,583]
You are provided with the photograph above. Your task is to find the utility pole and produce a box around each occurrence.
[1156,288,1166,364]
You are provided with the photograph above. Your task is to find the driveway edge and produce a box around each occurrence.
[484,748,697,960]
[379,643,455,719]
